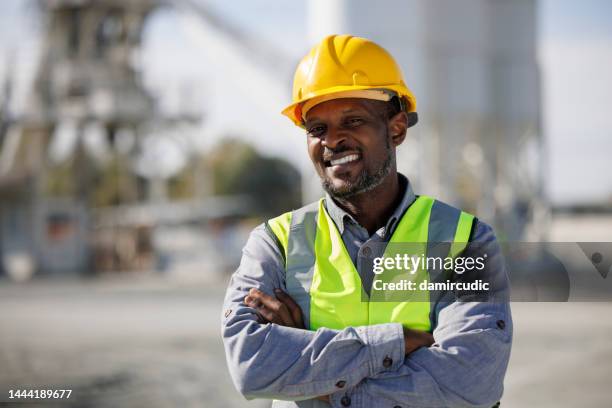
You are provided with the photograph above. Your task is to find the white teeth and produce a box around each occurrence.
[330,154,359,166]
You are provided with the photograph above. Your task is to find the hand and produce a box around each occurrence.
[245,290,328,400]
[245,292,329,399]
[403,327,434,355]
[244,288,305,329]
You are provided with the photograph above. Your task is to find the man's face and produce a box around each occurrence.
[304,98,395,198]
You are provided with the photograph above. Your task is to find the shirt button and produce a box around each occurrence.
[496,320,506,330]
[361,246,372,257]
[383,356,393,368]
[340,395,351,406]
[335,380,346,388]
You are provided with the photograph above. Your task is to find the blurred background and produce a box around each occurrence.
[0,0,610,406]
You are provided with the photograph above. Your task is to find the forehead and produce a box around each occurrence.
[303,98,379,123]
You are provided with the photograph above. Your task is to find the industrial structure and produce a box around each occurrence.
[0,0,194,278]
[0,0,544,278]
[307,0,545,241]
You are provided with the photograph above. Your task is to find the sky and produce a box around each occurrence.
[0,0,610,206]
[538,0,612,205]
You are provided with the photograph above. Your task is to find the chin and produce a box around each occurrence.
[329,175,356,189]
[321,178,357,198]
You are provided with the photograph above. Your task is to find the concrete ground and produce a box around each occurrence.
[0,275,611,407]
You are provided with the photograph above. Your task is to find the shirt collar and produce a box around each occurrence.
[324,174,416,236]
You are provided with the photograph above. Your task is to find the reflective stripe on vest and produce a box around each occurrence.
[267,196,474,331]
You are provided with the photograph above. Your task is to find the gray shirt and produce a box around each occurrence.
[221,175,512,408]
[324,174,417,296]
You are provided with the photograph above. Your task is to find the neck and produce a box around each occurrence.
[332,171,402,235]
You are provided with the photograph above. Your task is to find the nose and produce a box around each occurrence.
[321,126,348,150]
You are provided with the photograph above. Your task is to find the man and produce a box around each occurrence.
[222,34,512,408]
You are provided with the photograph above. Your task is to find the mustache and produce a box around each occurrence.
[322,146,361,162]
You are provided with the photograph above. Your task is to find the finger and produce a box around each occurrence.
[274,289,305,329]
[244,296,270,324]
[244,296,262,309]
[273,289,299,309]
[251,288,295,327]
[248,289,289,325]
[254,304,283,325]
[249,287,278,304]
[245,296,263,314]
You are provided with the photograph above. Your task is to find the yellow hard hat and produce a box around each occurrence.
[282,34,418,128]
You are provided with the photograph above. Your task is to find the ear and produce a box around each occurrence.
[388,111,408,147]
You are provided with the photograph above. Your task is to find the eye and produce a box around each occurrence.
[307,125,326,138]
[345,117,364,127]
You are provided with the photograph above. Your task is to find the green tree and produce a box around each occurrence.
[209,138,301,216]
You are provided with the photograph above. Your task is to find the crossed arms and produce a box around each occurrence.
[221,222,512,407]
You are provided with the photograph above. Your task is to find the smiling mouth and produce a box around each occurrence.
[324,153,361,167]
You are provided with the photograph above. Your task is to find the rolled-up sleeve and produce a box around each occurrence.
[221,224,406,402]
[338,221,513,408]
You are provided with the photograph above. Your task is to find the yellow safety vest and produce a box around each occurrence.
[267,196,474,332]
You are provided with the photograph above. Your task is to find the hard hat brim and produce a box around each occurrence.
[281,84,417,128]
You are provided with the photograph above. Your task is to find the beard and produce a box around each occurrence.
[321,137,393,199]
